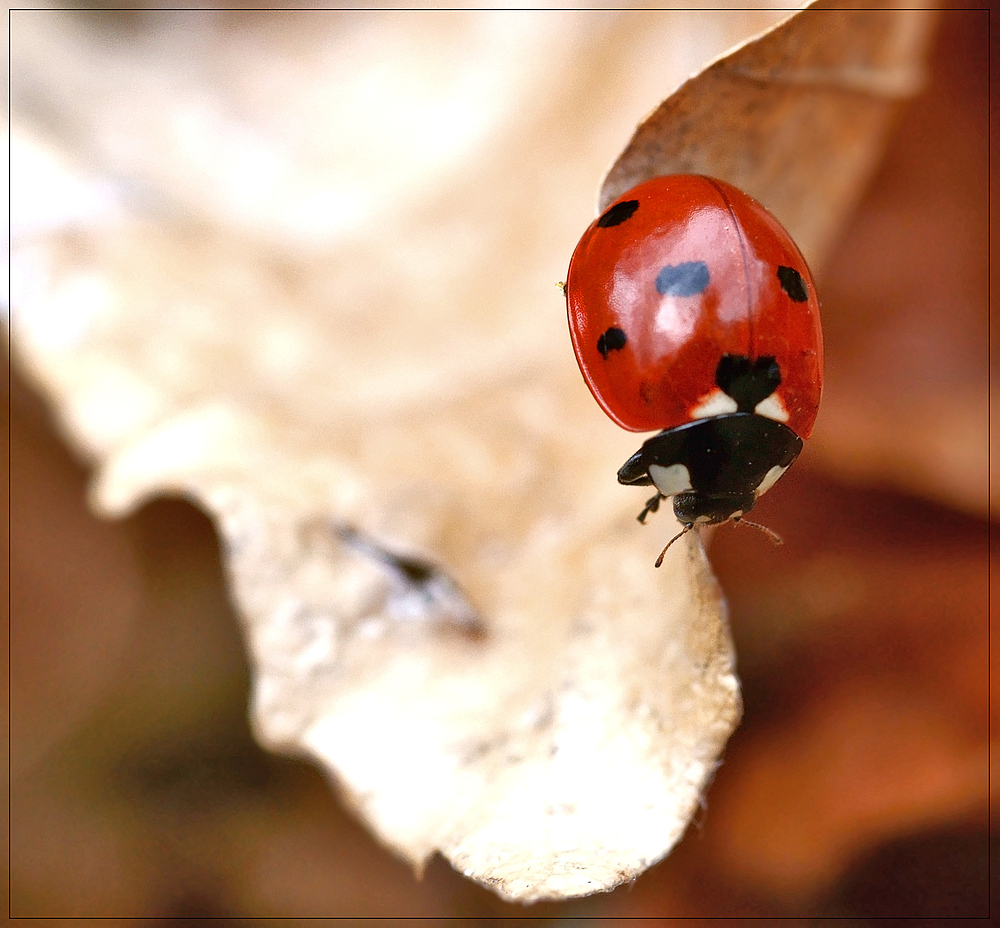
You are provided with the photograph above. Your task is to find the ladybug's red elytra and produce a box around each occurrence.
[565,175,823,563]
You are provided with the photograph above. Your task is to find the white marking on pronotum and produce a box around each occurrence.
[754,393,789,422]
[690,388,738,419]
[755,464,788,497]
[649,463,692,498]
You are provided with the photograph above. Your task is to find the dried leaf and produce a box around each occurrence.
[8,6,933,903]
[602,0,937,268]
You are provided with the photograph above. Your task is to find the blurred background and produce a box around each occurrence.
[8,5,992,919]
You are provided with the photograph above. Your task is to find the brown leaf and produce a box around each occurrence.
[812,6,989,515]
[601,0,937,269]
[8,5,942,905]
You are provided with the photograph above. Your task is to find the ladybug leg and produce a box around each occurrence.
[637,493,664,524]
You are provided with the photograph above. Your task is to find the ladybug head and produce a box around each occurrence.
[672,489,756,526]
[653,489,783,568]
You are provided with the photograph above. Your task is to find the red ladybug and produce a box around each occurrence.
[565,175,823,563]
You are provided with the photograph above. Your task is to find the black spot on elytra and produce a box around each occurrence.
[597,199,639,228]
[656,261,710,297]
[777,265,809,302]
[715,354,781,411]
[597,326,627,359]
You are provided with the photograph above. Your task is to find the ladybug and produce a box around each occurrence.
[565,175,823,565]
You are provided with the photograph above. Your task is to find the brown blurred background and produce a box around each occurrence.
[8,7,992,920]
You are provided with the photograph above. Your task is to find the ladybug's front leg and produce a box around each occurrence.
[637,492,664,524]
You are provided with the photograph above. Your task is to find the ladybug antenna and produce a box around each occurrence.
[731,515,783,546]
[655,524,693,568]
